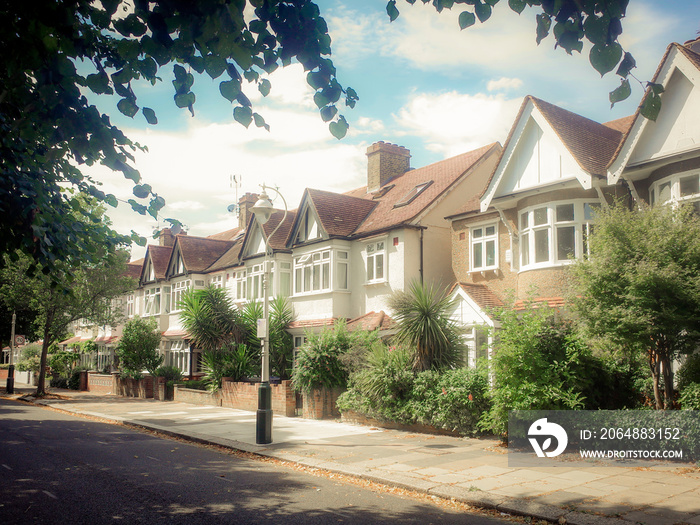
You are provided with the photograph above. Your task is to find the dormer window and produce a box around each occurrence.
[144,259,155,282]
[393,181,433,208]
[173,251,185,275]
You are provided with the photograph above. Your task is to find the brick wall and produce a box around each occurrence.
[221,380,296,417]
[174,385,221,406]
[117,375,154,399]
[302,387,344,420]
[0,369,8,380]
[87,372,119,394]
[341,410,459,436]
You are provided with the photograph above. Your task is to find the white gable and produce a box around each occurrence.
[448,287,498,328]
[482,103,588,211]
[628,69,700,165]
[242,221,267,258]
[291,197,326,245]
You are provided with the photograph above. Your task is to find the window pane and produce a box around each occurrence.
[367,256,374,280]
[367,244,374,254]
[485,225,495,236]
[303,267,311,292]
[375,253,384,279]
[556,203,574,222]
[557,226,576,261]
[534,207,548,225]
[322,262,330,289]
[295,268,301,293]
[680,175,699,197]
[280,273,291,297]
[535,229,549,263]
[338,251,348,259]
[376,241,384,251]
[472,242,483,269]
[486,240,496,267]
[472,228,483,239]
[521,232,529,266]
[520,212,529,229]
[584,203,598,221]
[659,181,672,202]
[337,262,348,289]
[312,264,320,290]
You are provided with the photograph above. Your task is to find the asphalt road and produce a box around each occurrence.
[0,398,510,524]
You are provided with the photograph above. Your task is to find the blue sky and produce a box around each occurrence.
[88,0,700,260]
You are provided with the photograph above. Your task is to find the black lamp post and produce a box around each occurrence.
[251,185,287,445]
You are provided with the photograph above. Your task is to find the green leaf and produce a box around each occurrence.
[234,105,253,128]
[105,194,118,208]
[307,71,327,90]
[128,199,148,215]
[253,113,270,131]
[117,98,139,118]
[386,0,399,22]
[258,79,271,97]
[320,105,338,122]
[131,231,147,247]
[85,72,111,95]
[314,91,330,109]
[230,44,253,70]
[609,78,631,108]
[133,184,151,199]
[204,54,227,79]
[142,107,158,125]
[508,0,526,14]
[616,52,636,78]
[589,43,622,77]
[174,92,196,109]
[475,3,492,22]
[649,82,665,96]
[329,116,348,140]
[582,13,609,46]
[219,80,241,102]
[536,14,551,44]
[640,92,662,121]
[459,11,476,30]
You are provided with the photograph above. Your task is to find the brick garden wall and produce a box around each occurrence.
[174,385,221,406]
[302,387,344,420]
[221,380,296,417]
[87,372,118,394]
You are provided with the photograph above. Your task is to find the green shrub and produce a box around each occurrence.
[292,320,379,393]
[680,383,700,410]
[0,364,9,370]
[201,344,256,391]
[50,376,69,389]
[175,379,208,391]
[49,351,79,377]
[677,353,700,393]
[17,355,41,372]
[154,365,183,382]
[20,343,42,360]
[68,367,88,390]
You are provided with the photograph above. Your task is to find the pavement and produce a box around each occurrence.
[4,384,700,525]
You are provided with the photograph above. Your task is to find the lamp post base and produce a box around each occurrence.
[5,365,14,394]
[256,382,273,444]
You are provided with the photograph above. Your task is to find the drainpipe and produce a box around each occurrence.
[419,228,424,285]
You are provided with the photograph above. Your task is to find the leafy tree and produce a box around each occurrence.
[570,203,700,409]
[241,297,294,379]
[1,1,357,275]
[386,0,663,119]
[116,316,163,378]
[388,281,464,371]
[0,249,135,396]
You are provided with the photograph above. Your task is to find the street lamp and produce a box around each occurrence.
[251,184,287,444]
[6,311,16,394]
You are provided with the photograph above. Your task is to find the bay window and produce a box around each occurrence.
[293,249,348,295]
[519,201,599,270]
[650,171,700,213]
[144,287,161,316]
[171,280,190,312]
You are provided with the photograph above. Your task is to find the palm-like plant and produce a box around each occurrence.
[389,281,464,372]
[241,297,294,379]
[178,286,245,352]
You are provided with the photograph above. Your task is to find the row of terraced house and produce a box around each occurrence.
[62,38,700,378]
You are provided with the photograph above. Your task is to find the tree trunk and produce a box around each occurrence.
[661,353,674,410]
[35,309,55,397]
[650,352,663,410]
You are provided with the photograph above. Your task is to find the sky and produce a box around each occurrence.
[86,0,700,261]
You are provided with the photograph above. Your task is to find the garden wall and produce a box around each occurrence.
[341,410,460,437]
[302,387,344,420]
[174,385,221,406]
[221,380,296,417]
[87,372,118,395]
[0,369,8,380]
[117,375,154,398]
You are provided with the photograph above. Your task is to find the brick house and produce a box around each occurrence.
[446,38,700,365]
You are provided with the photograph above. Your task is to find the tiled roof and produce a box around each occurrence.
[162,328,190,338]
[264,209,297,250]
[205,242,244,273]
[305,189,377,237]
[346,311,396,332]
[177,235,235,273]
[288,318,337,330]
[207,228,242,241]
[59,336,86,345]
[125,258,144,280]
[530,97,624,176]
[453,283,504,312]
[677,42,700,71]
[513,296,566,310]
[148,245,173,281]
[344,143,501,236]
[603,115,635,134]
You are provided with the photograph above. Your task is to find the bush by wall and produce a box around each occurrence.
[680,383,700,410]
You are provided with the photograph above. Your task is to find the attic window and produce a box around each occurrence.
[372,184,395,200]
[393,181,433,208]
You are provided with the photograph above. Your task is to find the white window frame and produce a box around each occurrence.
[171,280,191,313]
[234,269,247,301]
[126,294,134,318]
[209,274,223,289]
[293,249,331,295]
[144,287,161,317]
[470,222,498,271]
[519,200,599,271]
[650,170,700,213]
[365,240,386,284]
[296,208,321,243]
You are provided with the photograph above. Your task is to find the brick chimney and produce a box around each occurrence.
[238,192,259,228]
[366,141,411,192]
[159,228,175,247]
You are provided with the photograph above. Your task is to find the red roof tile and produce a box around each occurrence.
[305,189,377,238]
[513,297,566,310]
[144,245,172,281]
[603,115,635,134]
[207,228,243,241]
[176,235,235,273]
[346,311,396,332]
[288,318,337,329]
[452,283,504,312]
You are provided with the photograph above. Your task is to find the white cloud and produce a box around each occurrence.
[487,77,523,92]
[394,91,522,157]
[247,63,317,109]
